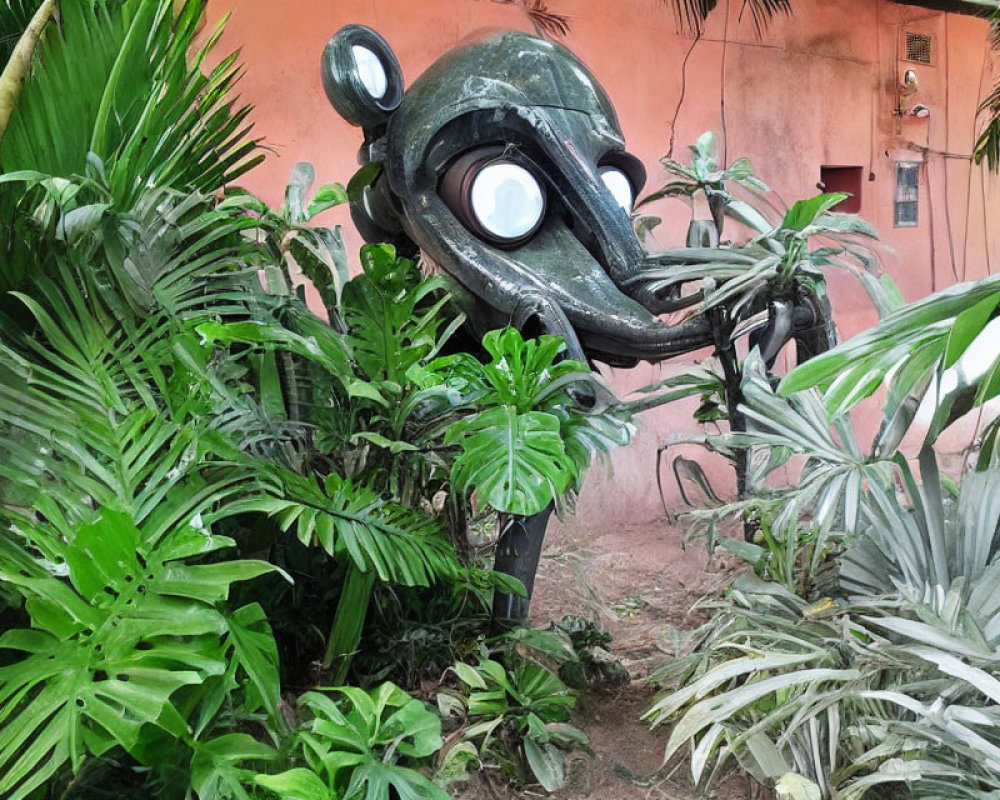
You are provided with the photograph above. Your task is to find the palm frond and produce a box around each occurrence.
[975,79,1000,172]
[667,0,719,36]
[517,0,570,38]
[0,0,42,71]
[1,0,260,196]
[229,468,460,587]
[0,0,262,292]
[739,0,791,37]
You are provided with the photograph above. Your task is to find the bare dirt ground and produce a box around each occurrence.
[465,516,754,799]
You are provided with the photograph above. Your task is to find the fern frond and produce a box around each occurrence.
[231,469,459,587]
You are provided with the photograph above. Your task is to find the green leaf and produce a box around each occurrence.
[0,503,272,799]
[447,406,575,515]
[776,773,823,800]
[190,734,277,800]
[308,183,349,217]
[255,768,330,800]
[524,737,566,791]
[943,292,1000,369]
[781,193,849,231]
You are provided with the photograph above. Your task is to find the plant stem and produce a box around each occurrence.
[0,0,58,144]
[324,565,376,683]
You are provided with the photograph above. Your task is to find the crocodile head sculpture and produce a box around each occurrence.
[319,24,739,368]
[320,25,834,622]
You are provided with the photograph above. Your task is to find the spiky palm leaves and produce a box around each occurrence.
[647,377,1000,798]
[975,11,1000,171]
[647,321,1000,799]
[0,2,461,792]
[0,0,262,293]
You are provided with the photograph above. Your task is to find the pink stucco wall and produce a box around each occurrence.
[204,0,1000,523]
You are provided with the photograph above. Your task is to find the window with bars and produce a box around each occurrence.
[905,32,933,65]
[894,162,920,227]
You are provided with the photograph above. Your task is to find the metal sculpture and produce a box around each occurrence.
[321,25,834,623]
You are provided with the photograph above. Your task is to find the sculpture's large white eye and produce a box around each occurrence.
[599,166,634,213]
[351,45,387,99]
[469,162,545,242]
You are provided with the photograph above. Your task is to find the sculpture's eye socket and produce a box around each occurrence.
[598,166,634,214]
[350,45,387,99]
[470,163,545,241]
[440,148,547,248]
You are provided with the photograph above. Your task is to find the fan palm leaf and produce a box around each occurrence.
[0,0,263,293]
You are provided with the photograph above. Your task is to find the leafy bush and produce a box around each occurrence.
[647,346,1000,798]
[256,683,447,800]
[446,637,589,792]
[0,6,638,798]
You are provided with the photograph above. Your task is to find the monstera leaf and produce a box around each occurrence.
[440,328,630,515]
[447,406,575,516]
[0,507,276,800]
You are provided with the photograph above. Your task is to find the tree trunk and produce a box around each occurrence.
[0,0,58,144]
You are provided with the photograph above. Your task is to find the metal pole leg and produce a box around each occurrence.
[491,504,554,625]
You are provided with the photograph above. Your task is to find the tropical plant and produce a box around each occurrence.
[638,189,892,323]
[440,327,633,518]
[646,451,1000,799]
[781,270,1000,456]
[676,350,896,593]
[0,7,642,797]
[636,130,770,240]
[448,643,588,792]
[0,0,262,293]
[633,136,895,542]
[256,683,448,800]
[974,7,1000,172]
[645,341,1000,798]
[0,503,281,800]
[0,229,292,798]
[221,162,350,318]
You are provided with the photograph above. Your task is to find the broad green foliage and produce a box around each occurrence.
[782,272,1000,452]
[639,191,890,318]
[0,508,277,799]
[219,162,350,320]
[635,131,893,323]
[442,328,633,516]
[448,643,588,792]
[652,346,1000,798]
[0,5,636,796]
[640,129,1000,797]
[256,683,447,800]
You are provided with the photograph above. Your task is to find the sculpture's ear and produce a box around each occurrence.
[322,25,403,129]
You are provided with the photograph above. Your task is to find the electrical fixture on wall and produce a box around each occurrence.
[892,68,929,125]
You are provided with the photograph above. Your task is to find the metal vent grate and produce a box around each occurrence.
[905,32,933,64]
